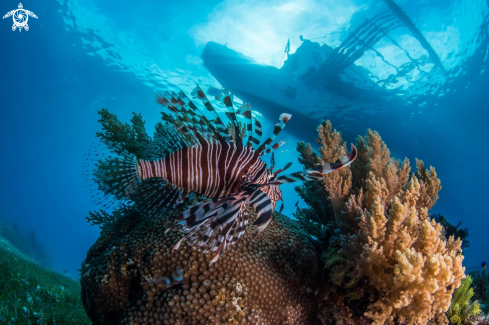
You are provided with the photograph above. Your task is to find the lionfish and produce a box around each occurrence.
[90,86,357,263]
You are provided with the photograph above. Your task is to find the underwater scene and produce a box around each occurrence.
[1,0,489,324]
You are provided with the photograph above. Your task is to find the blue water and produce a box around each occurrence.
[0,0,488,277]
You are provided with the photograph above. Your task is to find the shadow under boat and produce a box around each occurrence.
[201,39,393,143]
[201,0,446,143]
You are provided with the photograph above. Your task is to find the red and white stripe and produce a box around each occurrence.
[136,139,268,199]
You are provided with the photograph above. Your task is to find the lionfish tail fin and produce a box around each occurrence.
[256,113,292,154]
[84,145,142,207]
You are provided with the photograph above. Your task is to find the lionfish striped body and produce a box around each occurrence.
[91,86,357,264]
[137,138,267,200]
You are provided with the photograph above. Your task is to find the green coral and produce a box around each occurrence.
[86,203,136,234]
[321,247,349,286]
[447,275,481,325]
[0,237,89,324]
[294,141,336,238]
[432,213,470,250]
[293,207,328,239]
[96,108,152,158]
[470,269,489,314]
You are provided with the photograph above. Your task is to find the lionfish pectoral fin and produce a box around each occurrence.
[252,208,274,241]
[171,218,214,251]
[209,240,227,265]
[165,219,186,234]
[171,193,248,263]
[176,196,228,225]
[208,215,239,264]
[309,144,357,174]
[264,144,358,186]
[273,161,293,177]
[247,189,274,240]
[133,179,182,217]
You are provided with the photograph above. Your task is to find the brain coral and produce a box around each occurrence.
[81,202,322,325]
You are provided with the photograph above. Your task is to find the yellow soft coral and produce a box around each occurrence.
[317,121,352,221]
[314,122,465,325]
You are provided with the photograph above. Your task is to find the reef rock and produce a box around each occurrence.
[81,204,322,325]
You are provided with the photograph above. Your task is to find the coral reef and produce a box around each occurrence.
[94,108,182,161]
[432,213,470,250]
[473,316,489,325]
[471,269,489,314]
[85,109,466,324]
[295,121,465,325]
[86,203,136,234]
[0,234,89,324]
[447,275,481,325]
[294,140,335,239]
[83,107,332,324]
[81,203,322,325]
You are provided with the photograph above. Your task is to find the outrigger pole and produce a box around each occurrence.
[382,0,447,74]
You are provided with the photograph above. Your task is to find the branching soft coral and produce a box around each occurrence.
[297,120,465,325]
[317,121,353,222]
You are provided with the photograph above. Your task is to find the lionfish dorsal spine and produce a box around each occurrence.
[259,140,286,156]
[255,113,292,155]
[191,85,232,142]
[178,90,230,142]
[168,91,210,140]
[250,117,263,150]
[269,151,275,173]
[221,89,243,147]
[160,91,198,137]
[236,103,253,148]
